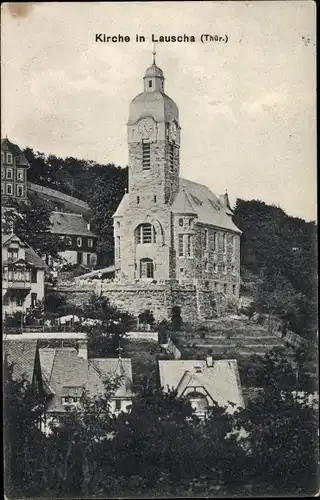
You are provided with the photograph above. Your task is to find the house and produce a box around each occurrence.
[49,211,98,267]
[158,356,245,418]
[1,137,29,201]
[2,233,47,319]
[3,338,49,399]
[38,338,133,433]
[100,54,241,322]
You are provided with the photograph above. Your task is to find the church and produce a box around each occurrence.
[105,53,241,322]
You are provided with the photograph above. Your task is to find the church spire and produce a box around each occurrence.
[143,45,165,93]
[152,42,156,65]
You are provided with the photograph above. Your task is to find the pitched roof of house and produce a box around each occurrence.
[158,359,244,412]
[25,246,47,269]
[4,339,38,384]
[49,212,97,237]
[1,138,30,167]
[2,233,26,247]
[113,193,129,218]
[39,348,133,412]
[172,178,241,233]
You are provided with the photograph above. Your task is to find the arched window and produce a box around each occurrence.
[186,392,209,414]
[140,258,154,279]
[135,223,156,244]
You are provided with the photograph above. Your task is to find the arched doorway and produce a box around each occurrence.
[140,258,154,279]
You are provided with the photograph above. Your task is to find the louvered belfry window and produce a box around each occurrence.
[142,141,151,170]
[136,223,156,244]
[169,143,174,172]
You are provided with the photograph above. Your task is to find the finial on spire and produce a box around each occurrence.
[152,41,157,65]
[116,338,123,359]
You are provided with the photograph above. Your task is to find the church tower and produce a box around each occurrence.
[127,53,180,207]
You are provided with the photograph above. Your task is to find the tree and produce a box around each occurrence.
[2,194,65,262]
[4,358,46,497]
[235,388,319,495]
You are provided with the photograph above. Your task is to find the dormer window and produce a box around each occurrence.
[77,237,82,247]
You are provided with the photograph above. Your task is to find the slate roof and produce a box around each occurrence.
[25,246,47,269]
[49,212,97,237]
[113,178,241,233]
[158,359,245,413]
[4,339,38,384]
[172,178,241,233]
[1,138,30,167]
[39,348,133,412]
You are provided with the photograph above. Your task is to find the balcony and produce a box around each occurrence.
[6,280,31,290]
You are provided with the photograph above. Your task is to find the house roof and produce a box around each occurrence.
[158,359,245,412]
[2,233,26,247]
[39,348,133,412]
[4,339,38,384]
[172,179,241,233]
[25,246,47,269]
[49,212,97,237]
[113,193,129,218]
[1,138,30,167]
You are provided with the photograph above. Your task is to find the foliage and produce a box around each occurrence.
[171,305,182,331]
[138,309,155,326]
[235,388,319,495]
[234,199,317,341]
[23,147,128,266]
[2,193,65,263]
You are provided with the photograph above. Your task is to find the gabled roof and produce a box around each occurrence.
[2,233,26,247]
[113,193,129,218]
[158,359,245,412]
[172,178,241,234]
[4,339,38,384]
[39,348,133,412]
[49,212,97,237]
[25,246,47,269]
[1,138,30,167]
[91,357,133,398]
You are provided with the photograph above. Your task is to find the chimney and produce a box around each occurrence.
[206,355,213,367]
[87,223,91,231]
[77,340,88,360]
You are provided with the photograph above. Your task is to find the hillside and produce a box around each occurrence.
[21,147,318,340]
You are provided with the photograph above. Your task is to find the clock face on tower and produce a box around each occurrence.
[138,118,155,139]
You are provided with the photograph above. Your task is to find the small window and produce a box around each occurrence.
[148,80,152,88]
[188,219,193,226]
[31,293,37,308]
[222,233,226,253]
[77,252,83,264]
[213,263,217,273]
[1,183,4,194]
[77,237,82,247]
[204,229,209,250]
[6,153,13,164]
[137,196,140,204]
[88,238,93,248]
[116,221,120,228]
[232,265,236,274]
[179,218,183,227]
[1,168,4,179]
[186,235,193,257]
[142,142,151,170]
[233,285,236,295]
[16,296,24,307]
[178,234,184,257]
[154,195,157,203]
[115,399,121,411]
[87,253,91,265]
[204,261,209,272]
[222,263,226,273]
[17,185,24,197]
[1,152,4,164]
[169,143,174,172]
[6,183,13,195]
[116,236,120,259]
[214,282,219,291]
[65,236,72,247]
[213,232,217,251]
[31,269,37,283]
[223,284,227,294]
[180,268,184,273]
[17,169,24,181]
[6,168,13,179]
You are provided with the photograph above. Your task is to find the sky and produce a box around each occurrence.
[1,1,316,222]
